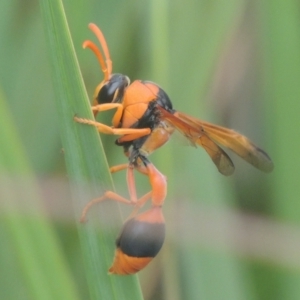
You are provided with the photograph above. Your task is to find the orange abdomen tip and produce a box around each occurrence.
[109,207,165,275]
[109,249,153,275]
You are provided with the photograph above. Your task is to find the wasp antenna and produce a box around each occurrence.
[88,23,113,79]
[82,40,110,81]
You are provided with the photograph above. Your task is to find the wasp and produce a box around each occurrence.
[75,23,273,275]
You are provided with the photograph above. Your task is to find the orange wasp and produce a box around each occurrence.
[75,23,273,275]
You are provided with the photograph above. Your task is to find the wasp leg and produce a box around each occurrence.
[80,191,133,223]
[80,165,153,223]
[110,163,150,177]
[109,161,167,210]
[90,102,122,112]
[109,164,128,174]
[74,116,151,140]
[91,103,124,128]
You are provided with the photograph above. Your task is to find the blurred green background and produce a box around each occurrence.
[1,0,300,299]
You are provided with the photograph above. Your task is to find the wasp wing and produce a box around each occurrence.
[175,111,274,173]
[157,107,235,176]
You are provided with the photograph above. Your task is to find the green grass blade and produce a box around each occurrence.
[39,0,143,299]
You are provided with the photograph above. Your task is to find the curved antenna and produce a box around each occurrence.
[83,40,109,80]
[82,23,112,81]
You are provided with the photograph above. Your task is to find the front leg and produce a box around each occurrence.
[74,116,151,140]
[91,103,123,128]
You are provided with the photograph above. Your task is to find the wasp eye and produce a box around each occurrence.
[97,74,130,104]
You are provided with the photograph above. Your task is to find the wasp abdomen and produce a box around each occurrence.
[109,207,165,275]
[117,215,165,257]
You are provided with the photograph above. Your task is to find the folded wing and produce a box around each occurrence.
[157,106,274,175]
[157,107,234,175]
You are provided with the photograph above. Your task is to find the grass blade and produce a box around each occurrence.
[39,0,143,299]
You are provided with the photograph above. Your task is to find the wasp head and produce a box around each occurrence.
[95,73,130,104]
